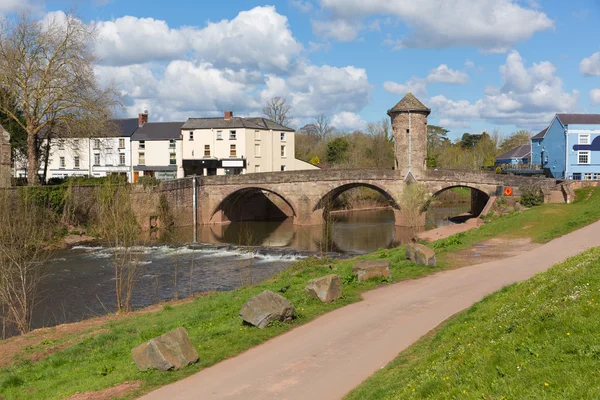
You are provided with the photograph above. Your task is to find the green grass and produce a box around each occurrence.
[345,247,600,400]
[1,187,600,399]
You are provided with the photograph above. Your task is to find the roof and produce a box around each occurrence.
[387,92,431,115]
[112,118,139,137]
[182,117,294,131]
[557,114,600,125]
[131,122,184,141]
[496,144,531,160]
[531,127,548,140]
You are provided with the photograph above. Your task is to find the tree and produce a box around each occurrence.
[326,137,349,165]
[262,97,292,127]
[427,125,449,167]
[366,119,394,169]
[460,133,482,149]
[499,129,531,155]
[298,114,335,142]
[0,12,119,185]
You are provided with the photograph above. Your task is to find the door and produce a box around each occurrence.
[133,171,140,183]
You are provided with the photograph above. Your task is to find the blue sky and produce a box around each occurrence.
[5,0,600,140]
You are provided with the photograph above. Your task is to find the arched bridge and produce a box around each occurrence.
[182,168,561,227]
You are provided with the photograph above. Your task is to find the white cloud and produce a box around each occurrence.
[580,52,600,77]
[290,0,313,12]
[429,51,579,128]
[331,111,367,131]
[315,0,553,51]
[590,89,600,106]
[383,64,468,97]
[464,60,475,69]
[0,0,42,13]
[95,6,303,71]
[438,118,471,129]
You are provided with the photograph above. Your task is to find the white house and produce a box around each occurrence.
[131,121,184,182]
[180,111,318,176]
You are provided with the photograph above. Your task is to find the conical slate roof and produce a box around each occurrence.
[388,92,431,115]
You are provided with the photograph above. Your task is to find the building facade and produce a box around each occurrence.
[0,124,11,187]
[181,111,318,176]
[131,122,184,182]
[532,114,600,179]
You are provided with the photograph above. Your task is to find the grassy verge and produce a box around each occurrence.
[1,187,600,399]
[346,246,600,400]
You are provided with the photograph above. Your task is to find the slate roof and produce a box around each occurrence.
[113,118,140,137]
[131,122,184,141]
[496,144,531,161]
[387,92,431,115]
[556,113,600,125]
[182,117,294,131]
[531,127,549,140]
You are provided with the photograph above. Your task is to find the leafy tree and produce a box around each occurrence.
[427,125,449,156]
[460,133,483,149]
[499,129,531,155]
[262,97,293,127]
[326,137,349,165]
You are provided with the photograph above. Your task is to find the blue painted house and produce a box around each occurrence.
[495,144,531,166]
[531,114,600,179]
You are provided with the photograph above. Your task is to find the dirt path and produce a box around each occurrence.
[140,221,600,400]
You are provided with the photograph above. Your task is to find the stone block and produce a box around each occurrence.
[352,260,391,282]
[305,274,342,303]
[240,290,295,329]
[406,243,436,266]
[131,327,198,371]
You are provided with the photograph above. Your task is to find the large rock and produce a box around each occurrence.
[240,290,295,329]
[352,260,391,282]
[406,244,436,266]
[131,327,198,371]
[305,274,342,303]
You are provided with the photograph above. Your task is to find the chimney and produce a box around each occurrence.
[138,110,149,127]
[224,111,233,120]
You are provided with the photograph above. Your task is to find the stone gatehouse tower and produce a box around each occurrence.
[387,93,430,179]
[0,124,11,187]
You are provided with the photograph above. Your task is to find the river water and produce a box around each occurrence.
[19,205,469,335]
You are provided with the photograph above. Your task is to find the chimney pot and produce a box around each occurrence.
[138,112,148,127]
[224,111,233,120]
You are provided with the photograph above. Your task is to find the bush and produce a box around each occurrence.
[137,175,160,188]
[520,185,544,207]
[495,166,502,174]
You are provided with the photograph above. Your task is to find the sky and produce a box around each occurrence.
[2,0,600,140]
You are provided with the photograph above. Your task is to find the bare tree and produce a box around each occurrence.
[262,97,293,127]
[0,12,119,185]
[0,190,53,334]
[298,114,335,143]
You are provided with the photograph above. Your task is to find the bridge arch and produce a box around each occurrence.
[209,186,297,224]
[424,184,491,217]
[313,182,400,212]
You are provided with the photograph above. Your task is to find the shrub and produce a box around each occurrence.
[520,185,544,207]
[495,166,502,174]
[138,175,160,188]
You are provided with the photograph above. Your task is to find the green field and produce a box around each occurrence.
[1,187,600,399]
[346,246,600,399]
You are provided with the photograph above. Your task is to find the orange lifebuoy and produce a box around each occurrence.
[504,187,513,196]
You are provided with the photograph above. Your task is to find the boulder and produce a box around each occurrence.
[240,290,295,329]
[352,260,391,282]
[406,244,436,266]
[305,274,342,303]
[131,327,198,371]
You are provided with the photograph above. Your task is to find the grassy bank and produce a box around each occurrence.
[346,246,600,399]
[1,187,600,399]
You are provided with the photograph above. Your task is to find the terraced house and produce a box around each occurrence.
[532,114,600,180]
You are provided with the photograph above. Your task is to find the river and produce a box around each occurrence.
[13,205,470,336]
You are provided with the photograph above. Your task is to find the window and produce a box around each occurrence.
[139,140,145,150]
[189,132,194,141]
[255,130,261,141]
[281,145,286,158]
[229,130,237,140]
[584,173,593,181]
[94,153,100,166]
[169,139,176,149]
[596,173,600,181]
[139,152,145,165]
[216,131,223,140]
[119,138,125,149]
[73,139,80,147]
[93,139,100,149]
[255,144,261,157]
[204,145,211,157]
[119,153,125,166]
[230,144,237,157]
[255,165,261,173]
[281,165,286,171]
[74,156,80,169]
[280,132,286,141]
[579,134,590,145]
[573,173,582,181]
[578,150,590,164]
[170,153,176,165]
[58,139,65,150]
[59,156,65,168]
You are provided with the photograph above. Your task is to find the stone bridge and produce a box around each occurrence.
[180,168,561,227]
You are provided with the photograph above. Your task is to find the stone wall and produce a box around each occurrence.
[390,112,428,178]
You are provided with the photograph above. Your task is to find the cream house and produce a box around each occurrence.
[131,122,184,182]
[181,111,318,176]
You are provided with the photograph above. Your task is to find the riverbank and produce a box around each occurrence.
[2,187,600,400]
